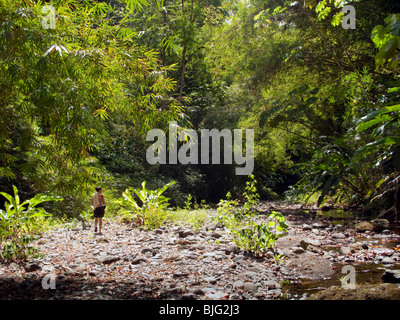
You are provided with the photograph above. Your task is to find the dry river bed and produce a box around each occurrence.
[1,204,400,300]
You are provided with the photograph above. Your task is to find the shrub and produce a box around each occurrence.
[217,175,288,255]
[0,185,63,261]
[120,181,175,230]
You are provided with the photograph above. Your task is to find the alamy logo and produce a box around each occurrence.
[342,5,356,30]
[42,274,56,290]
[341,265,356,289]
[146,121,254,175]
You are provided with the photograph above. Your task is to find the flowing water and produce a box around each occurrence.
[281,261,400,300]
[280,209,400,300]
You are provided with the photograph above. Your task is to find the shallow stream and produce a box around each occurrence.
[280,208,400,300]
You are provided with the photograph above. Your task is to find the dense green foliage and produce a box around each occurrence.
[204,0,400,210]
[1,0,400,260]
[0,185,62,261]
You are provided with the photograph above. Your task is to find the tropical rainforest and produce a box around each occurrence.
[1,0,400,225]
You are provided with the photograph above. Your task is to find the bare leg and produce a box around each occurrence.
[94,217,98,232]
[99,218,103,233]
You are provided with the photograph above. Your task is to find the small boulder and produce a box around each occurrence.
[350,242,366,253]
[153,228,164,234]
[243,282,257,293]
[382,257,396,265]
[38,239,49,245]
[300,239,321,250]
[24,263,41,272]
[211,232,222,239]
[100,255,120,265]
[332,232,346,240]
[141,247,153,255]
[292,246,305,254]
[74,264,87,272]
[264,280,281,290]
[224,244,238,255]
[204,222,218,231]
[371,219,390,232]
[179,229,195,238]
[382,270,400,283]
[131,255,147,265]
[355,221,374,233]
[181,293,197,300]
[233,280,244,289]
[312,222,327,229]
[307,245,324,255]
[340,246,351,255]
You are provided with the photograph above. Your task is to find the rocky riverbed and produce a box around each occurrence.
[0,203,400,300]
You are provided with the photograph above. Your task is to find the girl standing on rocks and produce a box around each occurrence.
[91,187,106,234]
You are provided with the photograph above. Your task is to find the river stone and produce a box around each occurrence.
[277,248,294,258]
[334,224,344,231]
[131,255,147,265]
[153,228,164,234]
[382,270,400,283]
[224,244,238,255]
[340,246,351,255]
[24,263,41,272]
[211,232,222,239]
[355,221,374,232]
[311,228,320,235]
[179,229,195,238]
[233,255,245,262]
[254,291,265,299]
[371,219,390,232]
[264,280,281,290]
[392,253,400,261]
[100,255,120,264]
[300,239,321,250]
[238,271,258,279]
[233,280,244,289]
[141,247,153,254]
[38,238,49,245]
[243,282,257,293]
[307,283,400,300]
[350,242,366,252]
[74,264,87,272]
[164,252,180,261]
[306,245,323,255]
[194,288,204,295]
[181,293,197,300]
[332,232,346,239]
[382,257,396,265]
[204,222,218,231]
[292,246,305,254]
[312,222,327,228]
[173,271,189,278]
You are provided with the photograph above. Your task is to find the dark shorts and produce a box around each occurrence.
[94,206,105,218]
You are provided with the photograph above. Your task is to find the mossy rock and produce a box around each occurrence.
[307,283,400,300]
